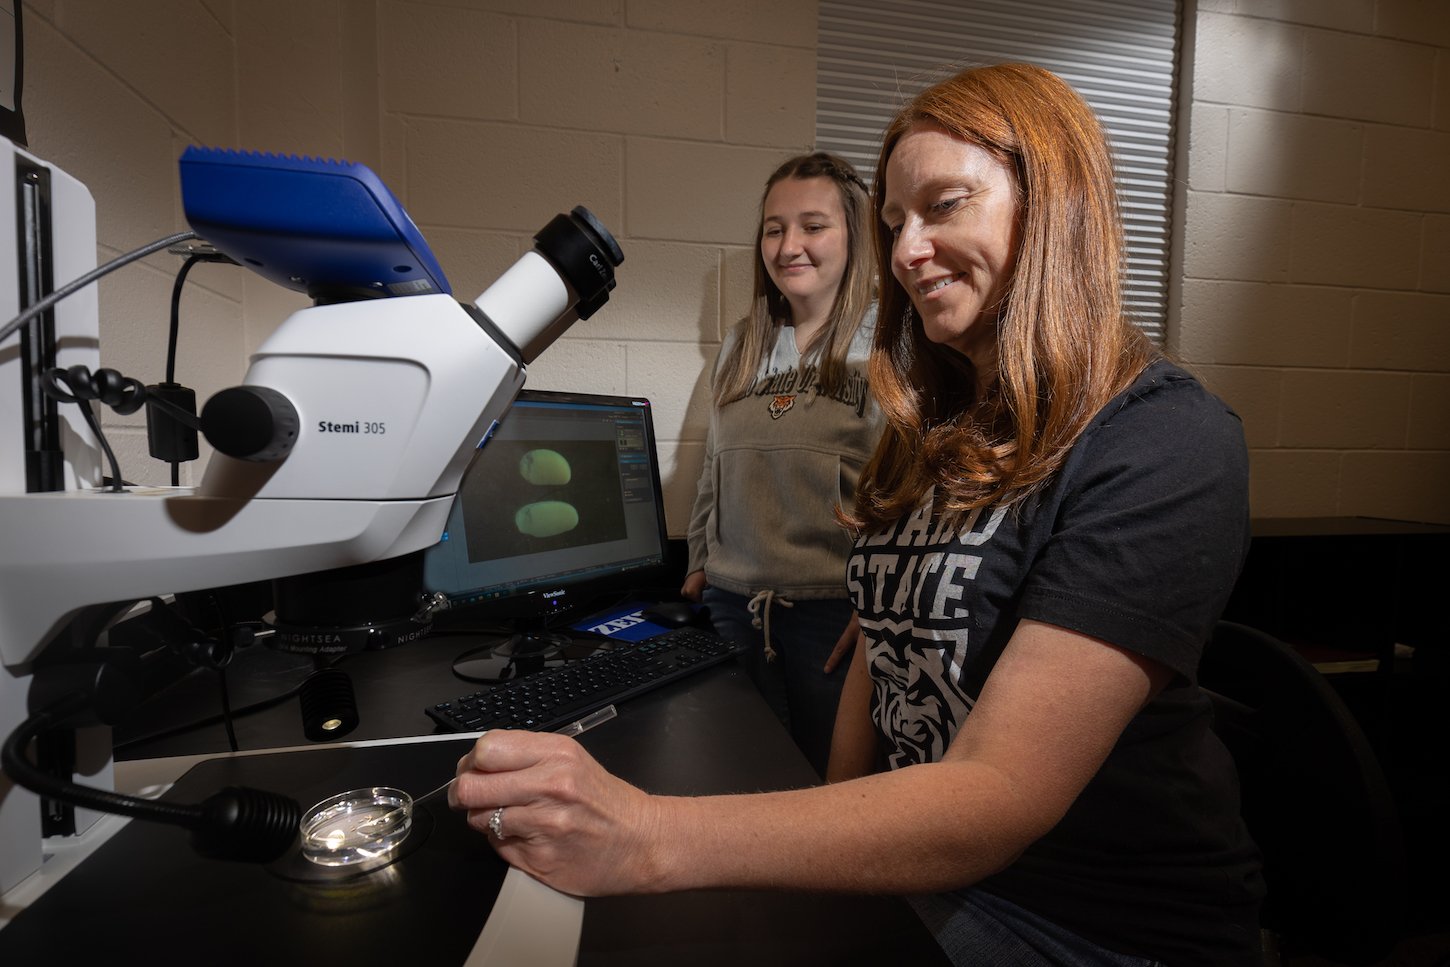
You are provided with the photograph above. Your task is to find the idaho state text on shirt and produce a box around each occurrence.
[847,490,1009,769]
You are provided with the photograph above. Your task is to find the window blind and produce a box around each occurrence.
[816,0,1181,342]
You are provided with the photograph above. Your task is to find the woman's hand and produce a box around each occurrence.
[823,610,860,673]
[680,570,707,603]
[449,729,673,896]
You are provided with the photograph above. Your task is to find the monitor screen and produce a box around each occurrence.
[423,390,669,620]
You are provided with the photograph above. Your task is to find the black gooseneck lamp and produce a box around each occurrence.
[1,606,302,864]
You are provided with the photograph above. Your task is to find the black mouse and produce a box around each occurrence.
[642,602,706,629]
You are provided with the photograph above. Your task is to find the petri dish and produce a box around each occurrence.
[301,786,413,867]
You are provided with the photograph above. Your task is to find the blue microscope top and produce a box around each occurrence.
[179,147,451,299]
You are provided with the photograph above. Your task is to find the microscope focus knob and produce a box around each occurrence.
[201,385,299,462]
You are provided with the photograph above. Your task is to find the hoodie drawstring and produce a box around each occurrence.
[746,589,793,662]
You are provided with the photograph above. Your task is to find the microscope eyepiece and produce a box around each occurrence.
[571,206,625,265]
[532,206,625,318]
[473,207,625,363]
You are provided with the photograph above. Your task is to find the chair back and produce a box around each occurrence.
[1200,621,1406,965]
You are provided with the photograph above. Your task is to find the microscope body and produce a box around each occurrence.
[0,294,524,895]
[0,145,622,896]
[0,295,527,669]
[200,295,522,503]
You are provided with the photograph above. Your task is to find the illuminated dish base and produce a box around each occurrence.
[267,794,434,884]
[302,787,413,867]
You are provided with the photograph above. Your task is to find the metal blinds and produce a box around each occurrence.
[815,0,1181,343]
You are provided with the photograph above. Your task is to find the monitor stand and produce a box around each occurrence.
[490,617,570,659]
[450,616,572,682]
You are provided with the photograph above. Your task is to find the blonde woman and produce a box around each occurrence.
[682,152,884,777]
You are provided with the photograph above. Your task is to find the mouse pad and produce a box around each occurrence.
[570,601,701,642]
[0,738,506,965]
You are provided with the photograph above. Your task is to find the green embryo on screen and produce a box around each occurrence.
[519,448,572,485]
[515,450,579,538]
[515,500,580,538]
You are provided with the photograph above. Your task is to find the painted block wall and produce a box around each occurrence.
[19,0,816,538]
[22,0,384,488]
[375,0,817,536]
[24,0,1441,528]
[1179,0,1450,524]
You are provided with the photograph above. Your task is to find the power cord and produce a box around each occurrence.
[210,592,240,752]
[112,683,306,754]
[111,595,316,755]
[216,665,239,752]
[160,248,237,485]
[40,365,145,492]
[167,256,204,385]
[40,365,204,492]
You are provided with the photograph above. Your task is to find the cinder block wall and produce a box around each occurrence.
[24,0,249,485]
[20,0,817,536]
[23,0,386,487]
[1179,0,1450,525]
[375,0,817,535]
[25,0,1444,527]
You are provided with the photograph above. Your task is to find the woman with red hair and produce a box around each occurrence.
[450,63,1264,967]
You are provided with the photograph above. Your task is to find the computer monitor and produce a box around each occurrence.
[423,389,670,658]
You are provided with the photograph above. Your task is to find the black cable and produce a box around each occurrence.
[75,396,125,493]
[164,250,236,386]
[112,683,304,753]
[211,594,240,752]
[144,393,203,429]
[162,251,235,484]
[166,255,202,385]
[0,230,198,347]
[216,665,239,753]
[42,366,146,492]
[114,645,346,754]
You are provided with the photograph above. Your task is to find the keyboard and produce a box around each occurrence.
[425,626,746,733]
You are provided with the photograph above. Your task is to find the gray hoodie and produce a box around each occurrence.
[687,309,885,600]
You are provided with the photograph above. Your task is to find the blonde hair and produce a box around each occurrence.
[846,63,1156,533]
[714,152,875,406]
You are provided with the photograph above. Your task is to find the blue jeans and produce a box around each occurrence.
[702,586,854,779]
[908,890,1166,967]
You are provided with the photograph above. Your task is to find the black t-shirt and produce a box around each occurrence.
[847,360,1264,967]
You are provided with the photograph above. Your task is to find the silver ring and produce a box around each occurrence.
[488,806,506,840]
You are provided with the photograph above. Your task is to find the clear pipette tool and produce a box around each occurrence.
[415,704,618,805]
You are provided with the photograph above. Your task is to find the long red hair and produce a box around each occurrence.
[845,63,1156,533]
